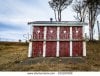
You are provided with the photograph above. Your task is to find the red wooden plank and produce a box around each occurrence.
[72,27,82,39]
[60,27,70,40]
[32,41,43,57]
[33,26,44,39]
[72,41,83,56]
[46,27,57,40]
[59,41,70,57]
[46,42,56,57]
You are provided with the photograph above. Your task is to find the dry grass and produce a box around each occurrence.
[0,41,100,71]
[0,42,28,71]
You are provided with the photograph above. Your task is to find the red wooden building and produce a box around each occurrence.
[28,21,87,57]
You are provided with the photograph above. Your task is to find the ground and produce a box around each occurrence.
[0,41,100,71]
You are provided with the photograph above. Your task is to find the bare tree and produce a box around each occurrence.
[84,0,100,40]
[49,0,73,22]
[97,21,100,40]
[73,0,100,40]
[72,0,87,22]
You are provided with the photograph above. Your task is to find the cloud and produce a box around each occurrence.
[0,0,82,41]
[1,0,99,41]
[0,22,23,31]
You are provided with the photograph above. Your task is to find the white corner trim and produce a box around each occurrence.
[43,26,47,57]
[70,27,72,56]
[28,42,32,57]
[56,27,60,57]
[28,25,33,57]
[83,41,86,56]
[83,26,86,56]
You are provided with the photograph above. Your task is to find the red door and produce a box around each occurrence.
[46,42,56,57]
[46,26,57,57]
[32,26,44,57]
[72,26,83,56]
[59,41,70,57]
[59,27,70,57]
[32,41,43,57]
[72,41,83,56]
[33,26,44,40]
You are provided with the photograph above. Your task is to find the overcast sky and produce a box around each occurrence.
[0,0,99,41]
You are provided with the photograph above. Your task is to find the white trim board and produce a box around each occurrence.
[70,27,72,57]
[83,26,86,56]
[56,27,60,57]
[43,41,46,57]
[28,26,33,57]
[28,42,32,57]
[43,26,47,57]
[83,41,86,56]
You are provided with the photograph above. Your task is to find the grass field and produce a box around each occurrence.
[0,41,100,71]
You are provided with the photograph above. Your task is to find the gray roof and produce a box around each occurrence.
[28,21,88,26]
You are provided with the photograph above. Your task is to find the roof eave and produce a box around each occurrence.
[28,21,88,26]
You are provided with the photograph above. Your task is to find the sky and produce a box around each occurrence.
[0,0,100,41]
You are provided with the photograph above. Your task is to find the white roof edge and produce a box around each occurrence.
[28,21,88,26]
[31,23,87,26]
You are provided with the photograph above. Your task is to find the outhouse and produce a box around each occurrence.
[28,21,87,57]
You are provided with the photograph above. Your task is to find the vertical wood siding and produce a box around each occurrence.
[32,41,43,57]
[59,41,70,57]
[46,42,56,57]
[32,25,84,57]
[72,26,82,39]
[60,26,70,40]
[46,26,57,40]
[72,41,83,56]
[72,26,83,56]
[33,26,44,40]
